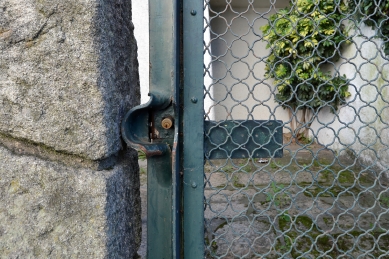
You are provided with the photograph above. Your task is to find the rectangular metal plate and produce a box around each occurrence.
[204,120,283,159]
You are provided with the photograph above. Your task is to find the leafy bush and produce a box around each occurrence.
[348,0,389,55]
[261,0,351,140]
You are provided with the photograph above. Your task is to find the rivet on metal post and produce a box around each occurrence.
[191,97,198,103]
[190,10,197,16]
[191,182,197,188]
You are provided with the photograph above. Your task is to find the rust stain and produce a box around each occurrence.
[25,41,34,48]
[0,29,12,39]
[146,150,163,157]
[139,145,163,157]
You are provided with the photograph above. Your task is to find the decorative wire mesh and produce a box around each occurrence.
[203,0,389,258]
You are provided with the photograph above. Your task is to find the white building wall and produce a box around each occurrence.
[132,0,149,104]
[204,4,215,120]
[207,7,289,123]
[311,24,389,169]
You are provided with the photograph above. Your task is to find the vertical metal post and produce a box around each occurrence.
[148,0,179,258]
[182,0,205,258]
[146,154,172,259]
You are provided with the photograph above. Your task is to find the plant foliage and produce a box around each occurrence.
[261,0,351,113]
[348,0,389,55]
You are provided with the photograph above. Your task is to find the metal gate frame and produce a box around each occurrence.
[182,0,205,258]
[182,0,389,258]
[123,0,181,257]
[122,0,389,258]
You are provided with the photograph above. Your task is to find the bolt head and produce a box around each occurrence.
[161,117,173,129]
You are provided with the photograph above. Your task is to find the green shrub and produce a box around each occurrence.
[348,0,389,55]
[261,0,351,140]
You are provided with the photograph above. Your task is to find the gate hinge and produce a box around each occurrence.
[121,93,174,157]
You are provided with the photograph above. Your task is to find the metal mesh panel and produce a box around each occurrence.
[203,0,389,258]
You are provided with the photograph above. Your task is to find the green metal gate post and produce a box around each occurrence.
[122,0,180,258]
[182,0,205,258]
[147,0,180,257]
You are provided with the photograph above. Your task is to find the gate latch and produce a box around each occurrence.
[121,93,174,157]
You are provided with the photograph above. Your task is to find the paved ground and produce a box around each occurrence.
[136,144,389,258]
[204,144,389,258]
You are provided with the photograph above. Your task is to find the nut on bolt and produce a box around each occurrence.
[161,117,174,129]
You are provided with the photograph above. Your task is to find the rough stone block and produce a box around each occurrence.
[0,0,140,160]
[0,144,141,258]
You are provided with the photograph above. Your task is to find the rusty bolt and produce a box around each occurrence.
[161,117,173,129]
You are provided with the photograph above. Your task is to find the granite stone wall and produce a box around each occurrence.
[0,0,141,257]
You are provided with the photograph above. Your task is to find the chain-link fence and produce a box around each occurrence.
[203,0,389,258]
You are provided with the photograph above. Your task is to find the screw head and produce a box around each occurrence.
[191,97,198,103]
[191,182,197,188]
[190,10,197,16]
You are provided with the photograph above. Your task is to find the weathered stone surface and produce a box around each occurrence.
[0,0,140,160]
[0,144,141,258]
[0,0,142,257]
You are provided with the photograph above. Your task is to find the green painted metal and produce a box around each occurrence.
[122,0,180,257]
[171,0,182,254]
[182,0,205,258]
[122,98,176,259]
[147,0,179,257]
[121,97,176,259]
[121,94,172,157]
[122,0,389,258]
[205,120,283,159]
